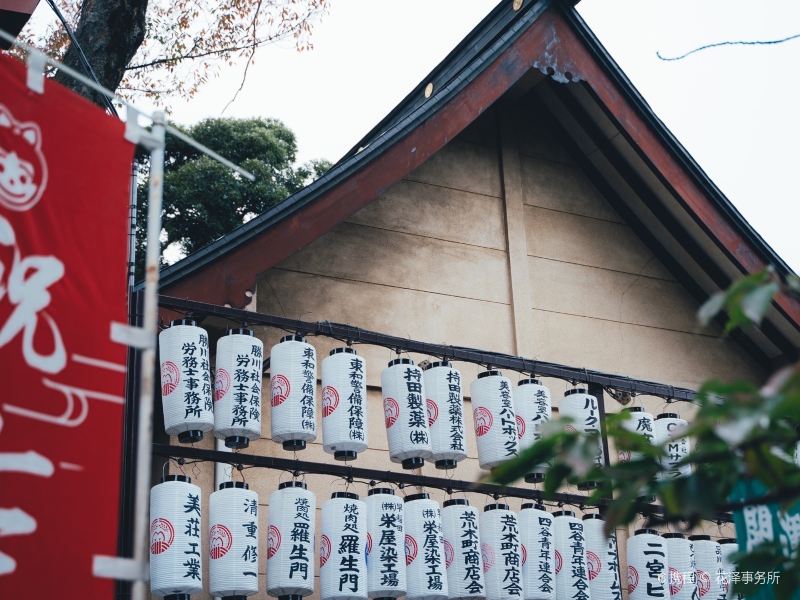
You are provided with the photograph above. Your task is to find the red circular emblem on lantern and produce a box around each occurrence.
[160,361,180,396]
[586,550,601,580]
[267,525,281,559]
[669,567,684,594]
[554,549,562,574]
[481,543,495,572]
[150,518,175,555]
[696,569,711,597]
[516,415,526,439]
[443,539,454,568]
[384,397,400,429]
[366,532,372,555]
[322,386,339,417]
[426,399,439,426]
[564,424,578,433]
[404,534,417,565]
[320,534,332,567]
[214,368,230,402]
[209,524,233,559]
[474,407,493,437]
[271,374,291,407]
[618,450,632,463]
[521,543,527,566]
[627,565,639,594]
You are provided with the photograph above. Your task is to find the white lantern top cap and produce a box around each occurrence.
[477,369,502,379]
[280,334,306,343]
[581,513,604,521]
[484,503,510,512]
[169,318,197,327]
[719,538,737,544]
[656,412,680,419]
[552,510,575,518]
[662,533,685,539]
[518,378,542,386]
[564,388,590,397]
[226,327,254,336]
[161,474,192,484]
[330,346,357,356]
[520,502,546,511]
[404,492,430,502]
[634,528,661,536]
[443,498,469,507]
[368,487,395,496]
[331,491,359,500]
[218,480,249,491]
[388,357,414,368]
[278,481,307,490]
[687,534,712,541]
[423,360,451,370]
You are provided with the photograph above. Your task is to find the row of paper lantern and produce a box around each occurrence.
[158,322,692,476]
[152,475,740,600]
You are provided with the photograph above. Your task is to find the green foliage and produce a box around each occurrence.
[135,117,331,275]
[491,269,800,596]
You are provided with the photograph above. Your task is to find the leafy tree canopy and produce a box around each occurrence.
[136,117,330,272]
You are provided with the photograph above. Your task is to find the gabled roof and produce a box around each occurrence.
[158,0,799,366]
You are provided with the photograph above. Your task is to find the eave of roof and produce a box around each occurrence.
[157,0,553,294]
[155,0,799,358]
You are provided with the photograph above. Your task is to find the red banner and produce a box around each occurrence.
[0,54,134,597]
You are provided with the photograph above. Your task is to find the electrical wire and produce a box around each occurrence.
[44,0,118,116]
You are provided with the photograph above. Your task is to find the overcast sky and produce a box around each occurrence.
[31,0,800,270]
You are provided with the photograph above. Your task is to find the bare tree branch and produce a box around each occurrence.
[658,32,800,61]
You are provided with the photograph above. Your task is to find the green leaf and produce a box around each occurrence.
[740,281,779,324]
[697,291,726,326]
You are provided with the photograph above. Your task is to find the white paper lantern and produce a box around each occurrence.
[159,319,214,443]
[423,361,467,470]
[689,536,723,600]
[470,370,518,470]
[515,379,552,483]
[719,538,743,600]
[518,503,555,600]
[150,475,204,598]
[441,499,485,600]
[214,328,263,449]
[320,492,368,600]
[618,407,655,462]
[582,514,622,600]
[382,359,432,469]
[663,533,698,600]
[322,348,368,460]
[267,481,316,599]
[552,511,589,600]
[653,413,691,479]
[366,488,406,599]
[404,493,448,600]
[269,335,317,450]
[560,387,605,474]
[627,529,668,600]
[209,481,259,598]
[478,503,523,600]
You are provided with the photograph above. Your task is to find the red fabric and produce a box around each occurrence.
[0,53,133,598]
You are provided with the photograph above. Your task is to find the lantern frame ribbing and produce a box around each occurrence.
[214,328,263,450]
[321,347,368,460]
[159,319,214,443]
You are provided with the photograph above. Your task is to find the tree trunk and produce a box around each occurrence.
[54,0,149,106]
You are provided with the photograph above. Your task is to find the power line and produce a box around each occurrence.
[44,0,118,116]
[658,32,800,62]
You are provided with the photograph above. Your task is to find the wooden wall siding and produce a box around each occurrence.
[512,107,761,389]
[169,107,754,599]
